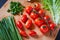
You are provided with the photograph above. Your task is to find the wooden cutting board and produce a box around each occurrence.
[0,0,60,40]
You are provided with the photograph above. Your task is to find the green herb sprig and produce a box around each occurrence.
[7,2,25,15]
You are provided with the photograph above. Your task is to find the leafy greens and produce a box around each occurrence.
[41,0,60,25]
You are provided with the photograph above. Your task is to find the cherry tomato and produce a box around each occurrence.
[48,20,52,24]
[44,15,50,21]
[16,21,23,29]
[20,30,27,37]
[39,9,45,16]
[50,23,56,31]
[35,18,45,27]
[30,12,39,20]
[25,6,33,14]
[25,19,32,29]
[21,15,28,23]
[40,24,49,34]
[29,30,36,36]
[34,3,41,11]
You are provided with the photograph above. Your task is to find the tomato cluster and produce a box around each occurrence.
[16,3,56,37]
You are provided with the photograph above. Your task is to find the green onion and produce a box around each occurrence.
[0,16,22,40]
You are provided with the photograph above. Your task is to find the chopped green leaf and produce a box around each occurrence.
[7,2,25,15]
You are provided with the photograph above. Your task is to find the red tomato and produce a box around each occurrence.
[25,19,32,29]
[30,12,39,20]
[48,20,52,24]
[29,30,36,36]
[50,23,56,31]
[40,24,49,34]
[35,18,45,27]
[25,6,33,14]
[44,15,50,21]
[16,21,23,29]
[39,9,45,16]
[21,15,28,23]
[34,3,41,11]
[20,30,27,37]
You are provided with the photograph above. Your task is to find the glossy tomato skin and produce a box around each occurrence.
[30,12,39,20]
[48,20,52,24]
[34,3,41,11]
[20,30,27,37]
[40,24,49,34]
[21,15,28,23]
[39,9,45,17]
[44,15,50,21]
[16,21,23,29]
[29,30,36,36]
[35,18,45,27]
[25,19,32,29]
[50,23,56,31]
[25,6,33,14]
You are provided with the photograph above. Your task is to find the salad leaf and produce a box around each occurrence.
[41,0,60,25]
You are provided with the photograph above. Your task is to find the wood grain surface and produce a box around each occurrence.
[0,0,60,40]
